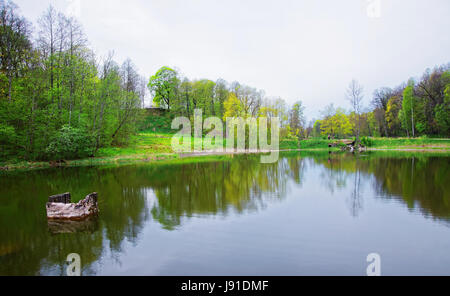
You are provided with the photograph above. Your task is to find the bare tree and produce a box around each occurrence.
[138,75,147,108]
[346,79,364,144]
[66,16,87,124]
[371,87,392,111]
[37,6,58,90]
[120,58,139,93]
[111,58,141,140]
[348,167,363,217]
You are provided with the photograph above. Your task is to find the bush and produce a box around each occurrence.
[360,136,374,147]
[0,123,17,145]
[0,123,17,159]
[45,125,95,160]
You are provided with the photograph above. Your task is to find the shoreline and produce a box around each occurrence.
[1,146,449,172]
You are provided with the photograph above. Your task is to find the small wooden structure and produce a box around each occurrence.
[46,192,99,220]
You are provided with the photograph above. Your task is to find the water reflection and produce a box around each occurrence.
[0,152,449,275]
[149,157,291,229]
[312,152,450,220]
[48,217,99,234]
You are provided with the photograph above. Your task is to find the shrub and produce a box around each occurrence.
[45,125,95,160]
[360,136,374,147]
[0,123,17,159]
[0,123,17,145]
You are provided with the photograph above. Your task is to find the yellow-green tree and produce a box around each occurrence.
[385,96,402,136]
[223,92,243,120]
[320,108,352,138]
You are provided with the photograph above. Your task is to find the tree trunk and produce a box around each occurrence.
[411,103,415,138]
[8,74,12,102]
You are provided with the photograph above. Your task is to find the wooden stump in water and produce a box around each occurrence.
[46,192,99,220]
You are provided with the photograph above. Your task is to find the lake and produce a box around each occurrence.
[0,151,449,275]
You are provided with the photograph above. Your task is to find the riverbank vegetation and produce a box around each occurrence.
[1,1,449,168]
[0,1,146,162]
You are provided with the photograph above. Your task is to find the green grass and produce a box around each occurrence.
[369,137,450,149]
[297,137,450,150]
[299,138,343,149]
[279,138,301,150]
[3,111,448,171]
[2,129,450,172]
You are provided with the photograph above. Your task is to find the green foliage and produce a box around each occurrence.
[279,138,300,149]
[223,92,242,119]
[434,83,450,137]
[139,113,173,133]
[319,108,352,138]
[300,138,336,149]
[288,101,306,138]
[385,96,402,136]
[0,123,17,145]
[1,1,450,167]
[401,82,416,136]
[360,136,374,147]
[148,66,178,110]
[0,123,17,158]
[0,3,142,161]
[45,125,95,160]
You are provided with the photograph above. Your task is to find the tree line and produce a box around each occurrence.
[313,64,450,140]
[148,62,450,146]
[0,1,145,160]
[1,1,306,161]
[148,66,307,140]
[1,0,449,162]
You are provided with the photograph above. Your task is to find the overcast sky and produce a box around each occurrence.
[14,0,450,120]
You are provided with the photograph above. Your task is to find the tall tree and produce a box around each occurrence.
[385,96,402,136]
[0,0,32,101]
[37,5,58,92]
[401,81,417,137]
[148,66,178,110]
[371,87,393,136]
[289,100,306,138]
[346,79,364,143]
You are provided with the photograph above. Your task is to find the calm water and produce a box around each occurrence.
[0,152,449,275]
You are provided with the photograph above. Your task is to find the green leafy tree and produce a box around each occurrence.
[434,82,450,136]
[289,101,306,139]
[148,66,178,110]
[385,96,402,136]
[401,81,417,137]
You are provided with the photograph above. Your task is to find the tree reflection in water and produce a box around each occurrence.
[0,152,448,275]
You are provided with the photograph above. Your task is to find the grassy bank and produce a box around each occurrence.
[366,137,450,150]
[1,131,449,171]
[299,137,450,151]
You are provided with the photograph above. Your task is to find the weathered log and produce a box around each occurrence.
[46,192,99,220]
